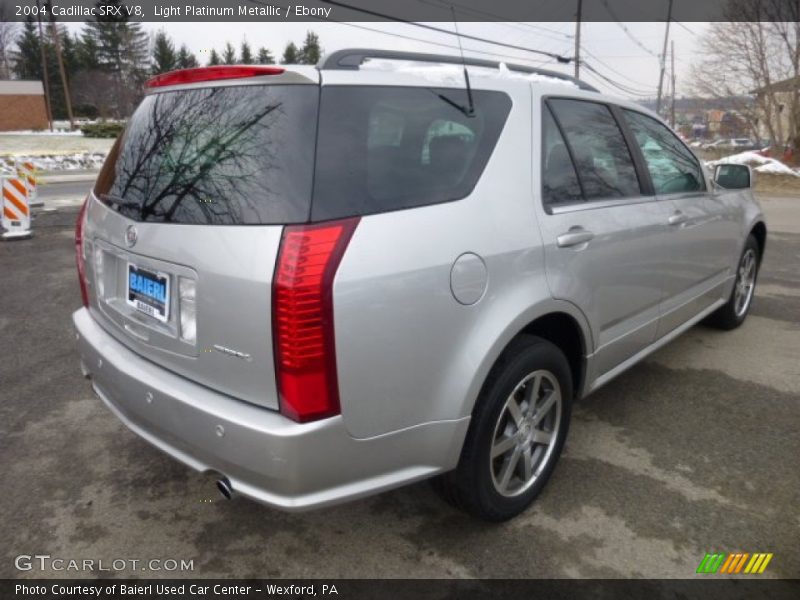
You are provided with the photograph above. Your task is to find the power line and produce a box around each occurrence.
[581,61,655,97]
[581,46,655,90]
[414,0,574,42]
[323,20,554,67]
[601,0,659,58]
[313,0,573,63]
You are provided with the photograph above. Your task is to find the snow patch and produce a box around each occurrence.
[707,151,800,177]
[0,152,108,172]
[361,59,578,87]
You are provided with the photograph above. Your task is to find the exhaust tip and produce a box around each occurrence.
[216,477,233,500]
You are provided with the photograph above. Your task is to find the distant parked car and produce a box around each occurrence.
[704,138,756,152]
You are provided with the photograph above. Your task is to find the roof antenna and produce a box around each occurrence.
[451,5,475,117]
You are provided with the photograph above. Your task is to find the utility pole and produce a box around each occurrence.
[574,0,583,79]
[35,0,53,131]
[670,40,676,128]
[655,0,673,116]
[49,19,75,130]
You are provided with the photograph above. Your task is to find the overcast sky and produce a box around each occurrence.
[65,20,708,99]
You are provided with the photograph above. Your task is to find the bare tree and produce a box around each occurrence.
[691,0,800,145]
[0,5,19,78]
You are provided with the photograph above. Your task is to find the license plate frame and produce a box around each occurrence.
[126,263,170,323]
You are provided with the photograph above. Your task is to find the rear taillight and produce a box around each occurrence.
[75,196,90,307]
[272,218,359,423]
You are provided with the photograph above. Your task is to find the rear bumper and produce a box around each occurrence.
[73,308,469,511]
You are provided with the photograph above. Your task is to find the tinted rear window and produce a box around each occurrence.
[95,84,511,225]
[95,85,318,224]
[311,86,512,221]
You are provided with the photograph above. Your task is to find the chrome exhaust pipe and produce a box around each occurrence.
[216,477,233,500]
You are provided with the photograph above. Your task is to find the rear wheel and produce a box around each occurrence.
[436,336,572,521]
[707,235,760,330]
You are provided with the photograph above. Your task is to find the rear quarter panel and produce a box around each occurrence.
[333,82,590,439]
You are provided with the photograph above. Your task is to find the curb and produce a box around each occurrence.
[39,171,99,184]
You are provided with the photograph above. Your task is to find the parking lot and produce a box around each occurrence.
[1,194,798,579]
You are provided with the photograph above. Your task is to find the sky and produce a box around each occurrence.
[64,20,709,99]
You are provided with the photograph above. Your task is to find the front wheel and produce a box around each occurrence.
[707,234,760,330]
[436,336,572,521]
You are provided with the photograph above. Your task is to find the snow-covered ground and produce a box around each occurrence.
[707,151,800,177]
[0,132,113,173]
[1,152,108,173]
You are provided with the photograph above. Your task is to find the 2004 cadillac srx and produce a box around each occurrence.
[73,50,766,520]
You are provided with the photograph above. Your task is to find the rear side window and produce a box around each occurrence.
[548,98,642,200]
[95,85,318,224]
[542,106,583,206]
[311,86,512,221]
[622,109,706,195]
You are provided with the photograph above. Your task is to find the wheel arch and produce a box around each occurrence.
[455,301,593,421]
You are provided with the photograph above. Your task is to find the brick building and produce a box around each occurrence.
[0,80,48,131]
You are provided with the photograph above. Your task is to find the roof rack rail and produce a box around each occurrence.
[317,48,598,92]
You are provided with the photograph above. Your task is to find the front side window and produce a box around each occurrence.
[623,109,706,195]
[548,99,642,200]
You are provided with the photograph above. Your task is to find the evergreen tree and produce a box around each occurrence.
[240,40,253,64]
[176,44,198,69]
[257,47,275,65]
[60,30,81,74]
[45,24,74,120]
[281,42,299,64]
[151,30,177,74]
[82,0,149,116]
[12,18,41,80]
[222,42,236,65]
[298,31,321,65]
[207,48,221,66]
[78,28,100,70]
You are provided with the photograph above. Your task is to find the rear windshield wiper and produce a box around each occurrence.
[431,89,475,119]
[98,193,139,211]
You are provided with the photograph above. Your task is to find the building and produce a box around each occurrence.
[752,75,799,144]
[0,80,48,131]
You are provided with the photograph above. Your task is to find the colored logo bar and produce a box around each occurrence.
[697,553,773,574]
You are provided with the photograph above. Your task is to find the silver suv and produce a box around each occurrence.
[73,50,766,521]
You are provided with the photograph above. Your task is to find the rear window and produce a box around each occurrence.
[95,84,511,224]
[311,86,512,221]
[95,85,319,224]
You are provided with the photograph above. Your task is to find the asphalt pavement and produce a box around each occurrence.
[1,195,798,579]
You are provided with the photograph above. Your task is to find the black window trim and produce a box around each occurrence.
[618,106,709,197]
[540,95,656,215]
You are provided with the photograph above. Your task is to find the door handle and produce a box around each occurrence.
[668,211,689,226]
[557,229,595,248]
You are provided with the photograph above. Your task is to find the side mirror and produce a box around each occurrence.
[714,164,753,190]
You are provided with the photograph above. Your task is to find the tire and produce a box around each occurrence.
[706,234,760,330]
[435,335,573,521]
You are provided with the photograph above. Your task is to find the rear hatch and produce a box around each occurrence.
[82,71,319,410]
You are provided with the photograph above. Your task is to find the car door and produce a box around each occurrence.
[536,98,674,382]
[620,109,740,336]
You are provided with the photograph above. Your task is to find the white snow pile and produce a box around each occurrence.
[361,59,579,88]
[707,151,800,177]
[0,152,108,172]
[1,128,83,136]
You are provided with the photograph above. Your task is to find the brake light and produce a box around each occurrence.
[272,218,359,423]
[75,196,89,307]
[145,65,285,89]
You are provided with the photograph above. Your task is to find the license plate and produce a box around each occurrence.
[127,263,170,323]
